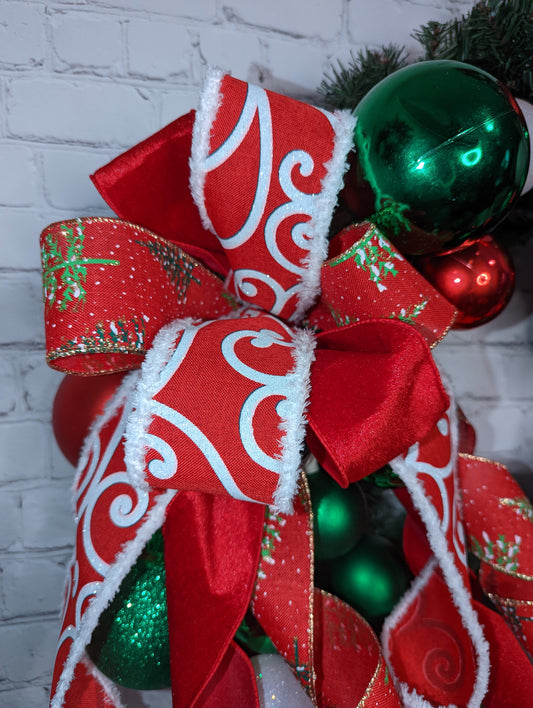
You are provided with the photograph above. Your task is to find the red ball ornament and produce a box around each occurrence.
[53,372,126,465]
[415,234,515,328]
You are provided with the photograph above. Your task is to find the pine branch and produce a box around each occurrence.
[318,44,408,110]
[136,239,201,299]
[414,0,533,101]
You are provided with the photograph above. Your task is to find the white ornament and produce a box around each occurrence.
[251,654,314,708]
[516,98,533,195]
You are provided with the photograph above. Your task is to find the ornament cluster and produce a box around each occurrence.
[46,53,532,708]
[339,60,528,328]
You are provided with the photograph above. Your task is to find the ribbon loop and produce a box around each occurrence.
[308,318,449,486]
[190,69,356,322]
[91,110,231,277]
[308,221,457,346]
[125,311,315,513]
[41,218,231,375]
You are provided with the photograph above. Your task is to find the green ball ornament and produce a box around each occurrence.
[86,530,171,690]
[308,471,367,560]
[343,60,530,254]
[367,464,404,489]
[329,534,410,618]
[235,614,278,655]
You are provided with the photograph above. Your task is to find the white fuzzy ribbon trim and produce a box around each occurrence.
[384,393,490,708]
[290,108,356,323]
[272,327,316,514]
[189,66,224,234]
[52,372,176,708]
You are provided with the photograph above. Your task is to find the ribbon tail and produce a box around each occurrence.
[251,479,317,702]
[474,600,533,707]
[199,642,260,708]
[313,590,402,707]
[384,401,490,707]
[252,476,402,707]
[50,373,176,708]
[163,491,265,707]
[459,454,533,659]
[62,658,125,708]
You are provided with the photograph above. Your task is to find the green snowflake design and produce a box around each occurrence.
[469,531,522,573]
[136,239,201,299]
[328,227,401,291]
[499,496,533,523]
[41,219,119,312]
[390,298,428,324]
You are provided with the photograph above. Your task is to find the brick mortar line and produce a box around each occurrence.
[0,681,54,694]
[0,684,52,695]
[0,477,71,489]
[0,414,55,424]
[3,0,222,22]
[0,547,71,558]
[0,267,43,273]
[1,68,204,86]
[0,611,62,627]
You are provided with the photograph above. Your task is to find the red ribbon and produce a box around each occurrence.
[459,455,533,661]
[163,492,265,706]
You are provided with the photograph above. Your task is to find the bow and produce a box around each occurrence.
[43,69,533,707]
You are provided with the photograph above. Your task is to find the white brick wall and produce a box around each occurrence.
[0,1,531,706]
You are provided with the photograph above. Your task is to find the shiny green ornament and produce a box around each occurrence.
[368,464,404,489]
[343,60,530,254]
[329,534,410,618]
[308,471,367,560]
[87,530,171,690]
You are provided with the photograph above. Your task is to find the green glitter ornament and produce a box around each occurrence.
[86,529,171,690]
[342,60,530,254]
[308,470,367,560]
[329,534,410,619]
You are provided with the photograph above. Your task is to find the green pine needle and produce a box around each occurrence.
[318,44,408,110]
[414,0,533,101]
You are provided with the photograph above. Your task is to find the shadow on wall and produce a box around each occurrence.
[245,62,319,103]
